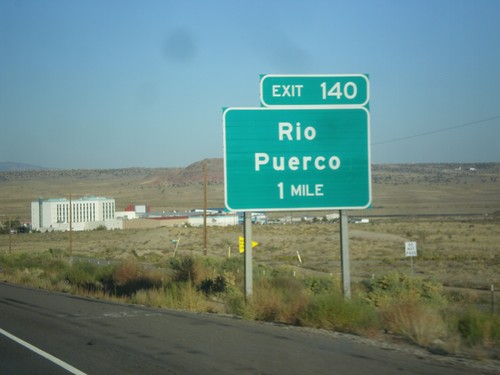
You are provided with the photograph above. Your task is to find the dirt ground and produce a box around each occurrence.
[2,216,498,295]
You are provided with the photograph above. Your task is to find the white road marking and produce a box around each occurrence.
[0,328,87,375]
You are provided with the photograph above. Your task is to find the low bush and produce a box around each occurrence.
[362,272,449,346]
[65,262,105,292]
[111,260,163,296]
[198,275,227,295]
[251,275,309,324]
[164,281,208,311]
[224,288,248,317]
[363,272,447,307]
[298,291,380,335]
[303,275,337,295]
[379,295,448,346]
[0,252,68,287]
[455,308,500,348]
[169,256,199,283]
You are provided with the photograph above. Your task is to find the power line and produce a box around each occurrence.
[371,115,500,146]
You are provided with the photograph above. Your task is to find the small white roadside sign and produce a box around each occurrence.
[405,241,417,257]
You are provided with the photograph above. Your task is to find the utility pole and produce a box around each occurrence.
[8,214,12,254]
[203,161,207,255]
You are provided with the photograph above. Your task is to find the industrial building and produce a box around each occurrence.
[118,208,242,229]
[31,196,122,232]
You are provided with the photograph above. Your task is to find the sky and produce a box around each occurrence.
[1,0,499,169]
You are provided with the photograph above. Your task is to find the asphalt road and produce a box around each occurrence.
[0,282,489,375]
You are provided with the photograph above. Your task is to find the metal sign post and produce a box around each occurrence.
[244,212,253,300]
[340,210,351,299]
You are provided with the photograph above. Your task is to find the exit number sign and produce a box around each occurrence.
[260,74,369,107]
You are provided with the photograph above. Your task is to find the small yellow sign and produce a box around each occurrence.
[239,236,260,253]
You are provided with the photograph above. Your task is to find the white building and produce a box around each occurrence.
[115,211,137,220]
[31,196,122,232]
[188,213,239,227]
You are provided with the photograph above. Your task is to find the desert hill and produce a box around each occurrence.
[0,161,46,171]
[0,160,499,220]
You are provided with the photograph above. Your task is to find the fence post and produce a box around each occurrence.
[492,284,495,314]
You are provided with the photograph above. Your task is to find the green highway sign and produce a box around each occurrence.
[223,107,371,211]
[260,74,369,107]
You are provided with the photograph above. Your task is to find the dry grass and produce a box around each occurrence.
[130,283,209,312]
[379,297,448,346]
[251,276,310,324]
[1,216,499,297]
[4,162,496,292]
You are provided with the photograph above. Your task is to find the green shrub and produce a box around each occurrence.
[198,275,227,295]
[111,260,163,296]
[456,308,500,347]
[163,281,207,311]
[0,253,68,283]
[363,272,447,307]
[251,276,309,324]
[224,288,248,317]
[65,262,100,289]
[118,275,162,296]
[169,256,198,283]
[362,272,450,346]
[298,292,380,335]
[379,295,448,346]
[220,256,243,274]
[303,275,337,295]
[49,248,67,258]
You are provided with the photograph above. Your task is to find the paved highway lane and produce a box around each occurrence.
[0,282,490,374]
[0,333,71,374]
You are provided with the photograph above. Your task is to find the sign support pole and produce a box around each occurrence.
[244,212,253,300]
[340,210,351,299]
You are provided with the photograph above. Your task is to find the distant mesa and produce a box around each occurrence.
[0,162,48,171]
